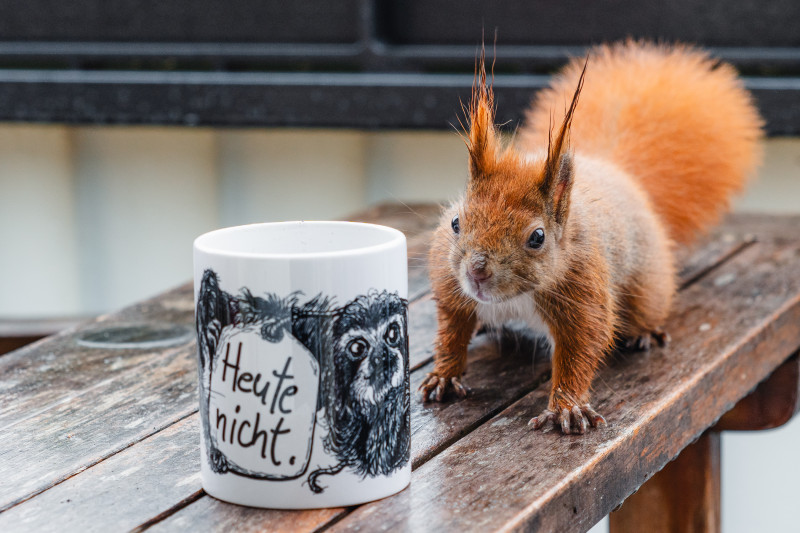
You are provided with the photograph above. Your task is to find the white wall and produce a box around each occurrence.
[73,128,219,313]
[0,126,80,316]
[0,125,797,532]
[217,130,368,226]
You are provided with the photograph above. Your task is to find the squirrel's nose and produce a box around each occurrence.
[468,264,493,283]
[468,254,492,283]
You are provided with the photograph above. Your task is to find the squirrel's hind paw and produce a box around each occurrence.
[419,374,470,403]
[529,404,606,435]
[621,329,670,352]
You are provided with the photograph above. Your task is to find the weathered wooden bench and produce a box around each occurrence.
[1,204,798,532]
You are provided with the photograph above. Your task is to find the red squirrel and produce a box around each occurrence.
[419,41,763,434]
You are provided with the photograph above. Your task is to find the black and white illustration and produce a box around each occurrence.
[195,269,410,493]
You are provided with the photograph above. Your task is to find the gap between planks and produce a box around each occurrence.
[677,237,757,290]
[131,489,206,533]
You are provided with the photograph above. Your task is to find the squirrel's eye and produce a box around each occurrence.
[527,228,545,249]
[451,214,460,234]
[346,338,369,360]
[384,323,401,347]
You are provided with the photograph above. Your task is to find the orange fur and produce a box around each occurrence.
[420,41,763,434]
[519,41,763,243]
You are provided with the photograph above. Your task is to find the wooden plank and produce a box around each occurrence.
[676,231,755,289]
[346,202,442,239]
[674,213,800,289]
[609,432,721,533]
[0,208,436,428]
[0,210,789,531]
[406,294,438,370]
[407,232,434,303]
[0,416,201,532]
[409,333,552,468]
[722,213,800,242]
[140,498,343,533]
[0,283,194,428]
[0,343,198,511]
[324,238,800,533]
[347,201,441,302]
[713,353,800,431]
[136,219,758,530]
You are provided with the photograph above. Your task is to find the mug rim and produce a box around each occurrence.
[194,220,406,260]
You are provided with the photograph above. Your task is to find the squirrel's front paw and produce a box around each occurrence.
[419,373,470,403]
[529,402,606,435]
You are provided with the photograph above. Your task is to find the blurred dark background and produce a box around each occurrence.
[0,0,798,132]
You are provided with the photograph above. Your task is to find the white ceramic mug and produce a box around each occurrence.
[193,221,410,508]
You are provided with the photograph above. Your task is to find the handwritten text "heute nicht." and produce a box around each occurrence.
[215,342,298,467]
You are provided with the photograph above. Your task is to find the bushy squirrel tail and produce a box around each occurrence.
[519,41,764,244]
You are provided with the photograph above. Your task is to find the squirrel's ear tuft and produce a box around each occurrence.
[540,58,586,226]
[466,50,499,179]
[551,153,574,226]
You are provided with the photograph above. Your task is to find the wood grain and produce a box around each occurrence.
[0,415,200,532]
[1,209,798,533]
[407,232,434,303]
[407,295,437,370]
[136,215,765,531]
[676,229,755,289]
[147,498,343,533]
[325,239,800,533]
[345,202,442,238]
[0,343,198,511]
[0,283,194,428]
[609,432,721,533]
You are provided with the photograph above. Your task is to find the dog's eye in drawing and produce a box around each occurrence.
[384,322,401,347]
[346,338,370,360]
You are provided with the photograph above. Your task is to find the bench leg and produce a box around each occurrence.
[609,431,720,533]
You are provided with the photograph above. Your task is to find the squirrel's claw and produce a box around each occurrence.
[528,409,556,430]
[651,329,670,347]
[419,373,470,403]
[529,403,606,434]
[571,406,589,434]
[419,373,443,402]
[433,377,447,402]
[622,329,671,352]
[450,377,470,399]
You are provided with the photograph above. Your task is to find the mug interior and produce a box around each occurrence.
[194,221,404,258]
